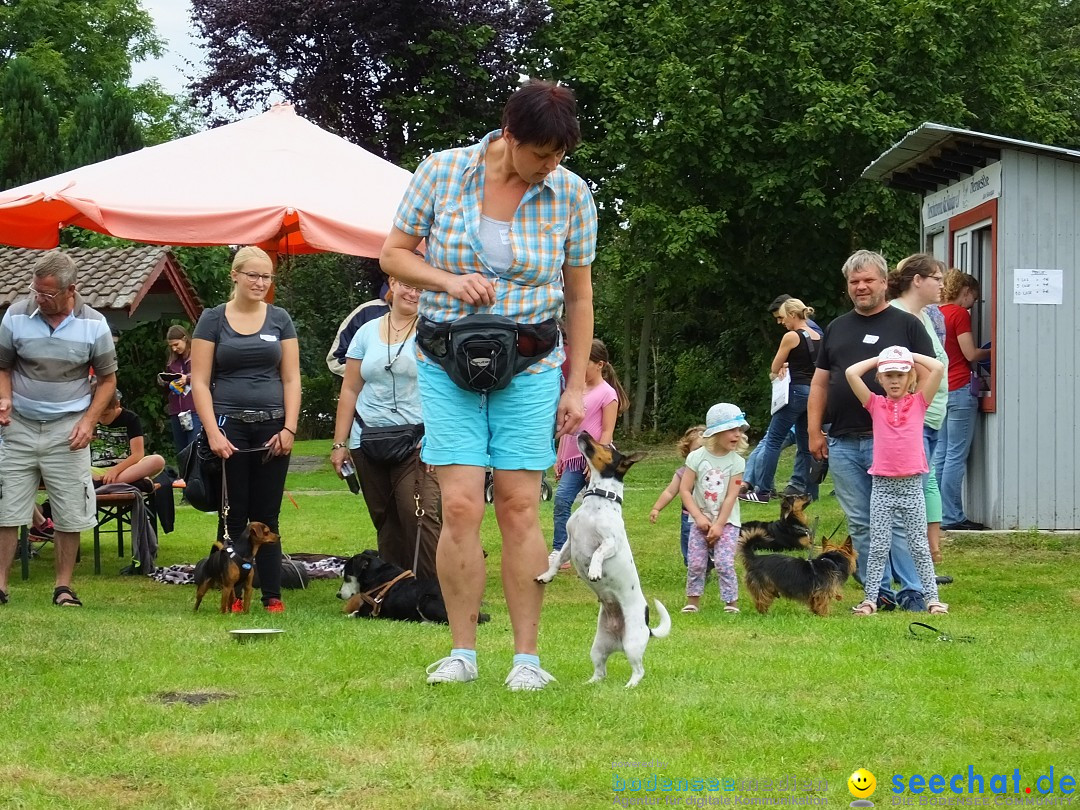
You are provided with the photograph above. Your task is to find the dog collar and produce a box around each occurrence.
[583,488,623,505]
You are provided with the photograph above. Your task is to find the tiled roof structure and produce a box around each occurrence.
[0,246,202,322]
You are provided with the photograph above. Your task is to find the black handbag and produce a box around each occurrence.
[177,430,222,513]
[360,423,424,465]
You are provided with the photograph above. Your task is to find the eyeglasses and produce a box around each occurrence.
[236,270,275,283]
[29,285,68,301]
[395,281,423,293]
[926,274,945,283]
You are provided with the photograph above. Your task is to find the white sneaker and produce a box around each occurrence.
[425,655,478,684]
[505,662,556,691]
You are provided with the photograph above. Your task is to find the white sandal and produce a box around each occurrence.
[681,604,699,614]
[928,600,950,615]
[851,600,877,616]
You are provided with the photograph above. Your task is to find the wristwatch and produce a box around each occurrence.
[331,442,348,450]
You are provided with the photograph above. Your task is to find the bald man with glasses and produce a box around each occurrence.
[0,250,117,607]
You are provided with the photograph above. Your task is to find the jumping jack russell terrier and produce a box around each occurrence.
[537,433,671,687]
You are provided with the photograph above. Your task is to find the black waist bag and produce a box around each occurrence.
[417,314,558,393]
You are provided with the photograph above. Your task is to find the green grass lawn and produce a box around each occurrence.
[2,440,1078,809]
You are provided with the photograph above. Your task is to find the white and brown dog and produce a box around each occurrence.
[537,433,671,687]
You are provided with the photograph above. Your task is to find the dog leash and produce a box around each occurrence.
[357,570,416,617]
[412,454,424,575]
[908,622,975,643]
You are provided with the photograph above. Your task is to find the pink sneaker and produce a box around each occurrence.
[230,598,244,613]
[265,598,285,613]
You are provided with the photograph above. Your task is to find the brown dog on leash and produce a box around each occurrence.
[193,522,280,613]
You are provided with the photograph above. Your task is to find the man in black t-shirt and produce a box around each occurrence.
[90,390,165,492]
[808,250,934,612]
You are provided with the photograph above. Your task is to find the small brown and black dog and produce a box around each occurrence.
[193,522,280,614]
[739,493,814,552]
[740,529,856,616]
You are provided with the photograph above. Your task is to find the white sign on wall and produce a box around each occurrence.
[1013,269,1063,304]
[922,161,1002,228]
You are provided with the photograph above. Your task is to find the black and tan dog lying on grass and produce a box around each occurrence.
[739,529,856,616]
[193,522,280,614]
[337,549,490,624]
[537,433,671,688]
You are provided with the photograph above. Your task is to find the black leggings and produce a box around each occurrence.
[215,416,290,602]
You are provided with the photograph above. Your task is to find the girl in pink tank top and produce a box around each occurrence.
[845,345,949,616]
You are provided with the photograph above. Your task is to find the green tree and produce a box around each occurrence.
[538,0,1080,434]
[66,84,144,169]
[128,79,203,146]
[0,57,62,188]
[271,253,384,438]
[0,0,160,111]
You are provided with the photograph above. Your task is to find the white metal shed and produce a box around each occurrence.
[864,123,1079,530]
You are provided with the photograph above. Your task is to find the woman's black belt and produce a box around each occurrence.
[220,408,285,423]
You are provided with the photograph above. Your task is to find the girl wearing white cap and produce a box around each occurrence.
[678,402,749,614]
[845,346,948,616]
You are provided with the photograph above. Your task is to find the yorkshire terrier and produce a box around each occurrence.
[739,529,856,616]
[739,493,814,552]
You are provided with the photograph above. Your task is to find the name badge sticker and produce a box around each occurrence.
[259,334,278,342]
[862,334,879,345]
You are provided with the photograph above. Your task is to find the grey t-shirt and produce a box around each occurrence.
[192,303,297,412]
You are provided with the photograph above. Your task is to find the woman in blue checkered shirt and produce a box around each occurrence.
[381,80,598,691]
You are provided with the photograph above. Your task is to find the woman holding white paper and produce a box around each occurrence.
[740,298,820,504]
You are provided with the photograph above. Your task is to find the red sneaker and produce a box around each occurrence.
[230,598,244,613]
[265,598,285,613]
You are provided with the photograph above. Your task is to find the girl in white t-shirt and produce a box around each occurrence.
[678,403,748,614]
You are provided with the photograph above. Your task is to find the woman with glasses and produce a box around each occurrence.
[329,277,441,580]
[189,246,300,613]
[887,253,950,565]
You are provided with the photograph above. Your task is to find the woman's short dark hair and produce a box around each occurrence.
[501,80,581,153]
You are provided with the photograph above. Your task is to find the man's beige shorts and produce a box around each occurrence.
[0,412,97,532]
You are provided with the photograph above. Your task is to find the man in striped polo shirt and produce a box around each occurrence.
[0,250,118,607]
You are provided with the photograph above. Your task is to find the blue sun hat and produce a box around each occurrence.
[702,403,749,437]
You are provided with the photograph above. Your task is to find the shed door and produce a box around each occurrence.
[951,214,996,411]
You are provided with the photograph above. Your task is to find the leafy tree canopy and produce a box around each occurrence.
[0,57,61,188]
[0,0,161,110]
[536,0,1080,431]
[189,0,548,165]
[66,83,144,169]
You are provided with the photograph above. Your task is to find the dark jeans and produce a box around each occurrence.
[216,415,290,603]
[753,384,810,496]
[352,446,441,581]
[170,412,203,456]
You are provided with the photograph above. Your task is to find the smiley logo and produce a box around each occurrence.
[848,769,877,799]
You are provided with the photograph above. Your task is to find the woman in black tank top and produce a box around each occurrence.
[740,298,821,503]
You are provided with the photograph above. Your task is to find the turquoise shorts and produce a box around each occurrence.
[416,361,559,470]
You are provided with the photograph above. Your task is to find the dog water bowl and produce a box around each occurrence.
[229,629,284,643]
